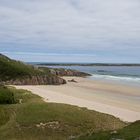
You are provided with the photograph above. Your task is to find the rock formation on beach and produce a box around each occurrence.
[48,68,91,77]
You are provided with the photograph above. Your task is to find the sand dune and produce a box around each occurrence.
[15,77,140,122]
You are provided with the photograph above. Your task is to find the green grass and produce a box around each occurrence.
[0,107,10,126]
[77,121,140,140]
[0,85,15,104]
[0,86,127,140]
[0,54,53,81]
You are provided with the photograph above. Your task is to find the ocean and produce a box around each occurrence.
[44,65,140,87]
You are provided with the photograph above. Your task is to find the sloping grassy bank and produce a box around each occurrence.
[0,86,139,140]
[0,86,124,140]
[0,54,42,81]
[77,120,140,140]
[0,85,15,104]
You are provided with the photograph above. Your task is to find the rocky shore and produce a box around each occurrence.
[48,68,91,77]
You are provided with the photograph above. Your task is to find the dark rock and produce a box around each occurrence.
[68,79,78,83]
[49,68,91,77]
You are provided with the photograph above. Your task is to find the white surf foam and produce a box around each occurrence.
[91,74,140,83]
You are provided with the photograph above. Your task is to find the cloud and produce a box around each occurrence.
[1,51,98,63]
[0,0,140,62]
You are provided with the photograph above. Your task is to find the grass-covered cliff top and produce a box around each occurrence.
[0,54,90,83]
[0,54,44,81]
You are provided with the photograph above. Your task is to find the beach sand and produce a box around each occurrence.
[15,77,140,122]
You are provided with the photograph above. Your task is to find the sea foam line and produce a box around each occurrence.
[91,74,140,82]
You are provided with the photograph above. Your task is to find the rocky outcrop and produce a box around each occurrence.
[0,54,90,85]
[0,75,66,85]
[49,68,91,77]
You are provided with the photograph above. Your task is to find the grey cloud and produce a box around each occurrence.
[0,0,140,57]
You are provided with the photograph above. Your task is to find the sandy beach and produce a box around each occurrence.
[15,77,140,122]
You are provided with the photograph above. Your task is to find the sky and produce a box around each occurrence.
[0,0,140,63]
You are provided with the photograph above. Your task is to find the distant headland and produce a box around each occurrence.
[33,62,140,67]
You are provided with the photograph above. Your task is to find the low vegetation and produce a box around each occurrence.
[0,54,43,81]
[0,85,15,104]
[77,120,140,140]
[0,86,131,140]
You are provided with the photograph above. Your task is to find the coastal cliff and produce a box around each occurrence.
[0,54,66,85]
[0,54,90,85]
[0,75,66,85]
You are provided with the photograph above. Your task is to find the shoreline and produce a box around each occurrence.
[15,76,140,122]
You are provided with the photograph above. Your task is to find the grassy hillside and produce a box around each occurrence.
[0,86,127,140]
[0,54,44,81]
[0,85,15,104]
[0,54,86,85]
[0,54,67,85]
[77,121,140,140]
